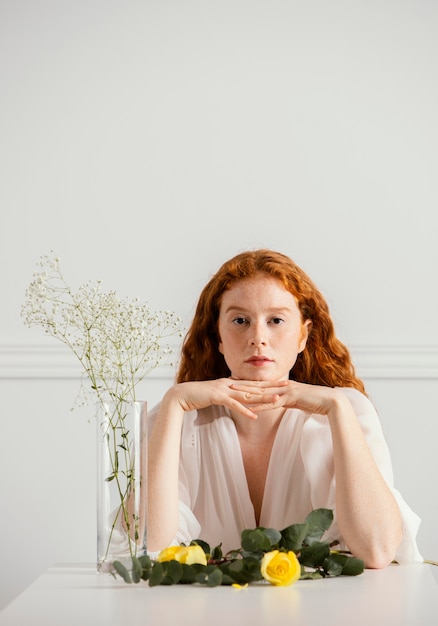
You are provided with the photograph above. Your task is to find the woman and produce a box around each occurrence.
[148,249,422,568]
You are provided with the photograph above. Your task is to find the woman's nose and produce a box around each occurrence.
[250,322,266,346]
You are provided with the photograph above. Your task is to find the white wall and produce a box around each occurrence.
[1,0,437,610]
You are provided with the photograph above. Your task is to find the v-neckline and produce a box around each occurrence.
[226,408,289,528]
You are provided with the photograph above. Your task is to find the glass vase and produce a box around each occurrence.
[96,400,147,571]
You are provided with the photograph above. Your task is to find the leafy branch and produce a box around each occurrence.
[112,508,364,587]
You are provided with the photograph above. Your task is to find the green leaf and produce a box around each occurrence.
[299,541,330,568]
[197,566,223,587]
[228,560,244,575]
[196,566,223,587]
[304,509,333,545]
[280,522,309,551]
[113,560,132,584]
[190,539,211,555]
[261,527,282,548]
[206,568,223,587]
[180,564,197,584]
[149,562,164,587]
[138,554,152,580]
[221,573,236,585]
[243,557,264,582]
[162,560,183,584]
[131,556,143,583]
[341,556,364,576]
[321,555,344,576]
[221,556,262,584]
[323,553,364,577]
[210,544,223,561]
[241,528,271,552]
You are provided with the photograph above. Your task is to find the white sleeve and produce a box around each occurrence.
[147,405,202,552]
[301,388,423,564]
[342,388,422,563]
[175,410,203,543]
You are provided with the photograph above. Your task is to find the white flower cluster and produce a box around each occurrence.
[22,253,185,406]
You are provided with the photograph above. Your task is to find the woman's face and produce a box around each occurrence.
[217,275,311,381]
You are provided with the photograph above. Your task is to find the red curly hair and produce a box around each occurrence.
[177,249,365,394]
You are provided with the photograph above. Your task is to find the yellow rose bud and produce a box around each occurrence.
[157,546,183,562]
[182,545,208,565]
[260,550,301,586]
[157,545,207,566]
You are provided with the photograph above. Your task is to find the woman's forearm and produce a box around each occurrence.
[147,390,185,552]
[327,393,402,568]
[146,378,258,552]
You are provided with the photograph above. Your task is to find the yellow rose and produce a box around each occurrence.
[182,545,208,565]
[157,545,207,566]
[260,550,301,586]
[156,546,183,562]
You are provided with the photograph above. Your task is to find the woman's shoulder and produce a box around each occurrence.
[336,386,375,411]
[335,386,383,431]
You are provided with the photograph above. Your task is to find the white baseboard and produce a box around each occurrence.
[0,343,176,380]
[1,342,438,380]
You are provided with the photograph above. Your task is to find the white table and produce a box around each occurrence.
[0,562,437,626]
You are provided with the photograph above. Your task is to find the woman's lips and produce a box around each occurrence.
[245,357,273,366]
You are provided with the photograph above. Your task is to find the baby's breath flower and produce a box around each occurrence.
[21,253,187,558]
[22,252,185,407]
[22,252,187,566]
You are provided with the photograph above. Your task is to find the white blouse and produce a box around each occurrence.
[148,387,422,564]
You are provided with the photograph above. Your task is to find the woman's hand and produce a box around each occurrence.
[229,378,345,417]
[165,378,282,420]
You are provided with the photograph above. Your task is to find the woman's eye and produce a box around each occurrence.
[233,317,247,325]
[270,317,285,325]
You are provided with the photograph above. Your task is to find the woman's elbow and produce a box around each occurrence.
[363,529,403,569]
[364,550,394,570]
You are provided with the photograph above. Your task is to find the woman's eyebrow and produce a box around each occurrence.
[224,306,292,314]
